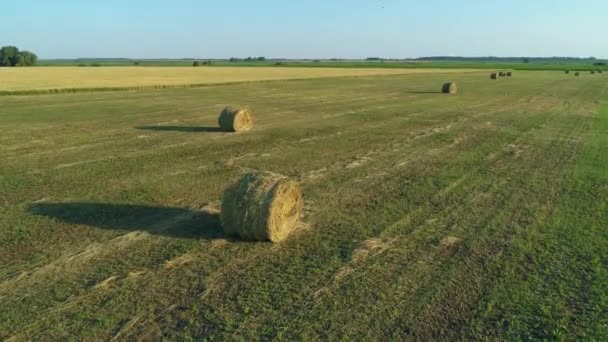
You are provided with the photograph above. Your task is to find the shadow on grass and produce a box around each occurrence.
[29,202,223,239]
[135,125,223,133]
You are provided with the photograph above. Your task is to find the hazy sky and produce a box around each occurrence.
[3,0,607,59]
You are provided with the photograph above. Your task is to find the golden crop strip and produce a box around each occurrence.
[0,66,476,92]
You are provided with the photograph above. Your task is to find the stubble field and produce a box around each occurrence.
[1,68,607,340]
[0,66,474,94]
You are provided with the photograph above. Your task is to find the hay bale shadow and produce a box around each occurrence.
[135,126,223,133]
[29,202,223,239]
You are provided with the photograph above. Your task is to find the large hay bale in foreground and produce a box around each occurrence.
[218,107,253,132]
[490,73,498,79]
[221,170,303,243]
[441,82,457,94]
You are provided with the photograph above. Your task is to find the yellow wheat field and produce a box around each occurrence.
[0,66,477,92]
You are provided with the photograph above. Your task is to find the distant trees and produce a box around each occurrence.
[192,61,212,66]
[0,46,38,66]
[0,46,19,66]
[228,57,267,62]
[17,51,38,66]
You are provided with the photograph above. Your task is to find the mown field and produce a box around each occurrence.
[1,69,607,340]
[0,66,473,95]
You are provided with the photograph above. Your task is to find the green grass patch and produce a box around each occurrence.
[0,71,606,339]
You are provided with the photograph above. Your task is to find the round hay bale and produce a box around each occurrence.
[575,72,580,76]
[506,72,512,77]
[441,82,457,94]
[591,70,596,74]
[218,107,253,132]
[498,72,505,77]
[221,170,303,243]
[490,73,498,79]
[565,70,570,74]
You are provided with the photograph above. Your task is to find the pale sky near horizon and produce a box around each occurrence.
[3,0,607,59]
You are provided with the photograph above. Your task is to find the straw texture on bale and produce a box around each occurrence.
[490,73,498,79]
[218,107,253,132]
[441,82,457,94]
[221,171,303,243]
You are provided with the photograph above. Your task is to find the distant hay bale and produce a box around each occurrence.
[498,72,505,77]
[565,70,570,74]
[218,107,253,132]
[441,82,457,94]
[221,170,303,243]
[506,72,512,77]
[490,73,498,79]
[574,72,580,76]
[591,70,596,74]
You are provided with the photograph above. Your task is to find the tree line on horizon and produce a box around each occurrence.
[0,46,38,67]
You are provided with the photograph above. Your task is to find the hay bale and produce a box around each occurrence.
[221,170,303,243]
[218,107,253,132]
[506,72,512,77]
[490,73,498,79]
[565,70,570,74]
[591,70,596,74]
[498,72,506,77]
[574,72,580,76]
[441,82,457,94]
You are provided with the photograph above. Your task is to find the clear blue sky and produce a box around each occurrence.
[3,0,607,59]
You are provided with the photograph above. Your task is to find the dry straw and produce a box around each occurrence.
[221,170,303,243]
[442,82,457,94]
[218,107,253,132]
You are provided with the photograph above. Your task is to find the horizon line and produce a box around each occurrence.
[38,56,607,61]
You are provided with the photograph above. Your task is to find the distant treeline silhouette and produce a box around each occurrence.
[0,46,38,67]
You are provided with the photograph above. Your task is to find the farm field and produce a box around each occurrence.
[0,66,475,94]
[1,70,607,340]
[38,58,608,72]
